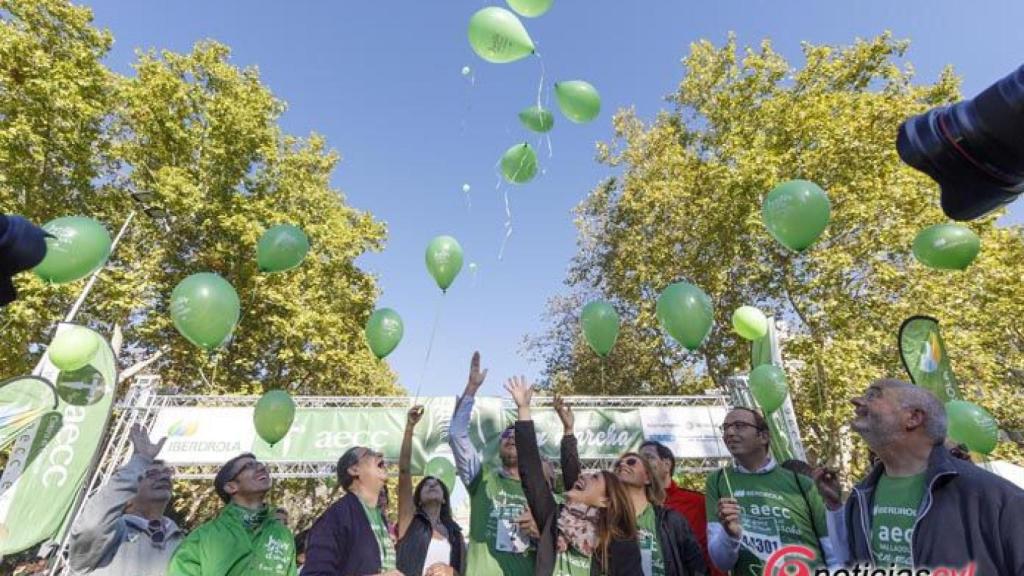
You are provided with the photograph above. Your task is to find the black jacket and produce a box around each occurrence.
[304,492,385,576]
[842,444,1024,573]
[515,420,643,576]
[654,505,707,576]
[396,509,464,576]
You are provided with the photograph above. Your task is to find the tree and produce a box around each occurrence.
[1,0,396,397]
[531,33,1024,474]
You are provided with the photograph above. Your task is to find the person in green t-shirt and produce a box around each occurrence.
[449,352,557,576]
[706,408,836,576]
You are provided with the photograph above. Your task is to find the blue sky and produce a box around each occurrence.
[84,0,1024,397]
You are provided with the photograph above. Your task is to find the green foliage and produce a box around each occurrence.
[1,0,397,396]
[531,33,1024,477]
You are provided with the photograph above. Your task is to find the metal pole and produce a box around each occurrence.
[63,211,135,324]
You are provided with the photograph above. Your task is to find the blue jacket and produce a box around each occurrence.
[303,492,385,576]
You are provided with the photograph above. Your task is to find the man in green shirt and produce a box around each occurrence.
[706,408,836,575]
[169,453,296,576]
[449,352,538,576]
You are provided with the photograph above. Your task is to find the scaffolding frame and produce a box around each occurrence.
[46,376,735,575]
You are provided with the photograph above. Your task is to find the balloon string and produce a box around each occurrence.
[535,52,545,110]
[546,133,553,159]
[707,405,734,497]
[600,360,606,395]
[498,187,513,261]
[413,292,445,404]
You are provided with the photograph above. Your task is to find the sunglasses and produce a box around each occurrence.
[501,428,515,440]
[143,467,174,480]
[617,456,641,469]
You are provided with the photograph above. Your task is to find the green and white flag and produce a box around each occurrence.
[899,315,961,403]
[0,324,117,555]
[0,376,57,451]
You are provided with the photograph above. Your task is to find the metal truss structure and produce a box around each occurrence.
[47,376,741,574]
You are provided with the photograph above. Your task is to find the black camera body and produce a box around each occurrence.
[897,65,1024,221]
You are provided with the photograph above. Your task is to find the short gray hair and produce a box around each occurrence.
[877,379,947,444]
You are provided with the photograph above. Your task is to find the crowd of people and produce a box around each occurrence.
[24,354,1022,576]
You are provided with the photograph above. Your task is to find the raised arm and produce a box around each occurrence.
[449,352,488,488]
[553,395,582,490]
[398,405,424,540]
[507,377,557,530]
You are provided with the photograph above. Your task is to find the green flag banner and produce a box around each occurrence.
[150,397,729,471]
[0,376,58,450]
[0,324,117,555]
[750,317,805,462]
[899,315,962,403]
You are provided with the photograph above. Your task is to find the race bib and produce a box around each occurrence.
[740,516,782,561]
[641,549,653,576]
[496,517,530,553]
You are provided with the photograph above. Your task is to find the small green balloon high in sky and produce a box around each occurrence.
[33,216,112,284]
[424,456,458,491]
[467,7,535,64]
[257,224,310,273]
[580,300,620,358]
[253,389,296,447]
[762,180,831,252]
[425,235,464,292]
[518,105,555,133]
[912,223,981,271]
[507,0,553,18]
[945,400,999,455]
[749,364,789,413]
[555,80,601,124]
[732,305,769,341]
[656,281,714,351]
[48,326,100,372]
[500,142,538,184]
[365,308,404,359]
[169,272,241,351]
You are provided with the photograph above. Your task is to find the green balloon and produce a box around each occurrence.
[519,105,554,133]
[424,456,458,491]
[656,282,714,351]
[257,224,310,273]
[732,306,769,341]
[555,81,601,124]
[749,364,789,413]
[48,326,100,372]
[581,300,620,358]
[946,400,999,455]
[33,216,112,284]
[501,143,538,184]
[467,7,535,64]
[365,308,404,359]
[254,389,296,447]
[912,223,980,271]
[56,364,105,406]
[425,236,464,292]
[507,0,553,17]
[170,273,241,351]
[762,180,831,252]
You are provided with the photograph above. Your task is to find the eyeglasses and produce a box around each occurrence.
[230,459,266,481]
[720,422,761,434]
[147,519,166,547]
[615,456,640,470]
[143,467,173,480]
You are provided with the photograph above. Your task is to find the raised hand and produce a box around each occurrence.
[407,405,425,428]
[129,424,166,461]
[464,351,488,397]
[553,394,574,435]
[505,376,533,409]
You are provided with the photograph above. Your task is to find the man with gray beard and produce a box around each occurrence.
[816,379,1024,573]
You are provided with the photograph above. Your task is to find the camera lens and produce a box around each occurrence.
[897,64,1024,220]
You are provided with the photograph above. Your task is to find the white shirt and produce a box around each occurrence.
[421,536,452,575]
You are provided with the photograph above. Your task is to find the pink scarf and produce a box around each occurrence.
[556,502,599,556]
